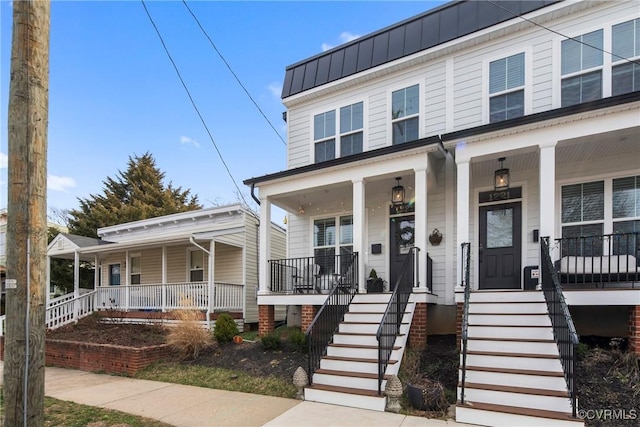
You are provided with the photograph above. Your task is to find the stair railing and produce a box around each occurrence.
[459,242,471,405]
[305,253,359,383]
[375,247,418,395]
[540,236,579,418]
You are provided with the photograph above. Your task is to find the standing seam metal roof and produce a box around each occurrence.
[281,0,560,99]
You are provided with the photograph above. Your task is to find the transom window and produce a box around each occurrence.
[391,84,419,145]
[314,102,363,163]
[189,250,204,282]
[561,29,603,107]
[313,215,353,276]
[489,53,525,123]
[612,18,640,96]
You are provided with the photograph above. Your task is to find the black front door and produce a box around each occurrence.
[479,202,521,289]
[389,215,415,290]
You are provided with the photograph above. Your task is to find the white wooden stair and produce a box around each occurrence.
[304,293,414,411]
[456,291,584,427]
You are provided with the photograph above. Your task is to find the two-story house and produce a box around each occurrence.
[245,1,639,425]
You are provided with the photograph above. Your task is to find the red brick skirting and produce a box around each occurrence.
[258,305,275,336]
[0,336,170,376]
[301,305,318,332]
[630,305,640,356]
[409,302,428,350]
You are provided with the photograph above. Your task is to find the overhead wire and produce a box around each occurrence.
[182,0,287,146]
[140,0,251,208]
[486,0,640,67]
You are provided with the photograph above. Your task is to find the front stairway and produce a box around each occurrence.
[456,291,583,426]
[304,293,414,411]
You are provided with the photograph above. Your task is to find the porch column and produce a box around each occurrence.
[124,250,130,311]
[456,158,470,289]
[161,246,167,312]
[258,198,271,295]
[352,178,366,294]
[73,250,80,320]
[539,142,557,243]
[208,239,215,323]
[94,255,99,290]
[414,167,428,291]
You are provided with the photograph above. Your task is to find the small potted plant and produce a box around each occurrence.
[366,269,384,293]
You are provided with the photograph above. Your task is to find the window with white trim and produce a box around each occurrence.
[612,175,640,254]
[391,84,419,145]
[189,250,204,282]
[313,215,353,276]
[612,18,640,96]
[561,29,603,107]
[314,110,336,163]
[340,102,363,157]
[489,52,525,123]
[130,255,141,285]
[109,264,121,286]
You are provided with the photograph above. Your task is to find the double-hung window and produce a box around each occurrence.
[340,102,363,157]
[189,250,204,282]
[391,84,419,144]
[612,18,640,96]
[612,176,640,254]
[489,53,525,123]
[561,29,603,107]
[314,110,336,163]
[313,215,353,276]
[109,264,121,286]
[130,255,141,285]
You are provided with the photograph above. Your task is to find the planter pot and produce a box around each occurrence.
[406,382,427,410]
[366,278,383,293]
[407,379,446,411]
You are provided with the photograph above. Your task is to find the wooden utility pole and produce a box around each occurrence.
[4,1,50,425]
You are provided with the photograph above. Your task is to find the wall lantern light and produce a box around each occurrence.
[392,177,405,206]
[494,157,510,191]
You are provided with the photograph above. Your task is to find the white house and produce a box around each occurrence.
[245,0,639,425]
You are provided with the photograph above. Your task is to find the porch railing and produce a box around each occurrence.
[541,236,579,418]
[556,232,639,288]
[459,242,471,405]
[46,290,97,329]
[306,253,359,383]
[268,253,358,294]
[376,247,419,395]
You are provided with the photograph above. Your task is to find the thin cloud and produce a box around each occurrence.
[267,82,282,100]
[0,152,7,168]
[180,136,200,148]
[322,31,361,52]
[48,175,76,192]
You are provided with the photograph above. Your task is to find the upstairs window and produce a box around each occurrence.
[612,18,640,96]
[391,84,419,144]
[561,30,603,107]
[489,53,525,123]
[314,110,336,163]
[340,102,363,157]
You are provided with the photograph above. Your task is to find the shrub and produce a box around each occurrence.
[166,310,211,360]
[214,313,239,344]
[260,332,281,350]
[287,328,307,353]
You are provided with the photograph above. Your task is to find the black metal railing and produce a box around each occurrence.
[556,232,639,288]
[459,242,471,405]
[268,253,358,294]
[305,257,359,383]
[425,252,433,292]
[375,247,419,395]
[541,236,579,418]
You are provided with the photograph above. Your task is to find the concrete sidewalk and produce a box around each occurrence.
[2,363,469,426]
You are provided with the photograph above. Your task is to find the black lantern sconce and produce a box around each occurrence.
[494,157,510,191]
[392,177,405,206]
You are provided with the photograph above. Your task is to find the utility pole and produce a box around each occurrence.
[4,1,50,425]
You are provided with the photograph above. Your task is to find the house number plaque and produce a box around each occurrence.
[479,187,522,203]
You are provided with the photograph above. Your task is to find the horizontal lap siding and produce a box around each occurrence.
[166,246,187,283]
[368,91,387,150]
[425,61,446,135]
[287,109,311,168]
[288,216,310,259]
[427,163,447,305]
[140,248,162,284]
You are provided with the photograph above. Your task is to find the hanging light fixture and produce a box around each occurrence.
[494,157,510,191]
[392,177,405,206]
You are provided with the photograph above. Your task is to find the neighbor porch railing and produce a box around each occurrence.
[46,290,97,329]
[541,236,579,418]
[459,242,471,405]
[268,253,358,294]
[306,253,359,382]
[556,232,639,288]
[376,247,419,395]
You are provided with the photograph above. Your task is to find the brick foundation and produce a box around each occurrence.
[456,302,463,351]
[630,305,640,356]
[258,305,274,336]
[409,302,428,350]
[301,305,318,332]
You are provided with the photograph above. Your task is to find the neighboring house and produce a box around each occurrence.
[245,1,639,425]
[46,204,286,329]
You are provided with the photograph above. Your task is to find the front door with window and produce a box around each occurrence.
[479,202,522,289]
[389,215,415,290]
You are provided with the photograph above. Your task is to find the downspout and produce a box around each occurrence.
[250,183,260,206]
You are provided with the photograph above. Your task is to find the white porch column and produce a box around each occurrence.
[94,255,99,290]
[208,239,215,326]
[161,246,167,312]
[539,142,557,244]
[124,250,130,311]
[73,250,80,320]
[456,159,470,289]
[352,178,366,293]
[258,198,272,295]
[414,166,428,291]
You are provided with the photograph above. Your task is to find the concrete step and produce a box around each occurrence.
[468,313,551,326]
[456,403,583,426]
[466,338,558,355]
[460,366,567,390]
[304,384,386,412]
[459,384,572,413]
[467,325,554,340]
[469,291,544,303]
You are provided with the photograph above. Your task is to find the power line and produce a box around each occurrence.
[182,0,287,146]
[486,0,640,67]
[140,0,251,208]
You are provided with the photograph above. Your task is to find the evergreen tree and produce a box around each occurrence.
[68,152,201,237]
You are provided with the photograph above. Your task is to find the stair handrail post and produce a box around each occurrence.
[459,242,471,405]
[540,236,579,418]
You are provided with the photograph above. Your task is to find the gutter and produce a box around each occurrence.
[189,236,210,255]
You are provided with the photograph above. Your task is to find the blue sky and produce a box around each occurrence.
[1,0,444,222]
